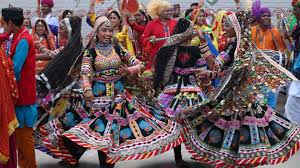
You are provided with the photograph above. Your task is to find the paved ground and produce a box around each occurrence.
[35,147,300,168]
[34,93,300,168]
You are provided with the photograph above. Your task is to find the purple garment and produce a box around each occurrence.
[0,134,17,168]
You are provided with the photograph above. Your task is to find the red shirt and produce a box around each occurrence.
[141,19,177,69]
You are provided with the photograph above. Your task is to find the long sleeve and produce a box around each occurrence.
[141,22,154,51]
[0,32,9,43]
[119,46,144,75]
[12,39,29,81]
[81,49,93,92]
[130,23,146,34]
[273,28,286,52]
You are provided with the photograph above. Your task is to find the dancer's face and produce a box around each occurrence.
[108,13,121,28]
[97,22,113,44]
[35,21,46,36]
[223,18,235,38]
[196,11,206,26]
[134,11,145,24]
[59,23,68,37]
[23,18,31,29]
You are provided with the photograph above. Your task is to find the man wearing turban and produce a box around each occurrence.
[35,0,59,36]
[251,0,285,52]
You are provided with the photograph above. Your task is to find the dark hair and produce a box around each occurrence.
[38,16,83,94]
[107,10,122,31]
[154,18,191,92]
[62,10,73,19]
[35,19,52,49]
[23,17,32,28]
[190,3,198,8]
[2,15,24,27]
[139,10,150,24]
[185,8,194,18]
[35,19,48,32]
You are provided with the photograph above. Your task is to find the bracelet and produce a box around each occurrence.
[204,80,212,86]
[199,44,208,49]
[83,87,92,94]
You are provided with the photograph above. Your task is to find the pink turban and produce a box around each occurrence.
[41,0,54,8]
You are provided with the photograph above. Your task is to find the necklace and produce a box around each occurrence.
[95,43,113,56]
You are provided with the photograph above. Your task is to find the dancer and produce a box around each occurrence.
[128,9,149,60]
[63,16,183,167]
[2,7,38,168]
[154,18,222,168]
[0,30,18,168]
[142,0,177,69]
[33,18,56,73]
[285,0,300,125]
[182,10,300,168]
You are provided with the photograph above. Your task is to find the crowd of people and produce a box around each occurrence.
[1,0,300,168]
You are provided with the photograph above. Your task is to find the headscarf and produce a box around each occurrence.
[60,18,72,40]
[154,18,194,90]
[41,0,54,8]
[252,0,271,22]
[33,18,56,50]
[147,0,172,19]
[212,10,227,50]
[88,16,111,48]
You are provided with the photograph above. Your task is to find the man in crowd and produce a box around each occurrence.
[173,4,181,18]
[37,0,59,36]
[1,7,37,168]
[251,1,285,52]
[141,0,177,69]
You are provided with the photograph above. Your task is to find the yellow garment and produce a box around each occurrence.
[88,12,97,27]
[191,24,213,46]
[211,10,227,51]
[115,26,135,55]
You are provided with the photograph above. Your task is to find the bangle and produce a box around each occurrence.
[83,88,92,94]
[204,80,212,86]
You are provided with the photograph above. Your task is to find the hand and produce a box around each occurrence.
[198,30,206,43]
[84,90,94,102]
[49,51,57,58]
[119,65,130,77]
[199,0,205,7]
[149,36,157,43]
[35,41,42,48]
[127,16,136,25]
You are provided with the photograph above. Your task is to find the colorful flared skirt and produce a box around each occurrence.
[64,91,184,164]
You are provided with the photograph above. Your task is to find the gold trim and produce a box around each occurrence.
[8,118,19,136]
[0,152,9,165]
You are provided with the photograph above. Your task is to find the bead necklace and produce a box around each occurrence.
[95,43,113,56]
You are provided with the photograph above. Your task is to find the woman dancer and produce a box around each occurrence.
[182,10,300,168]
[33,18,56,73]
[154,18,224,168]
[34,16,84,166]
[63,16,183,168]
